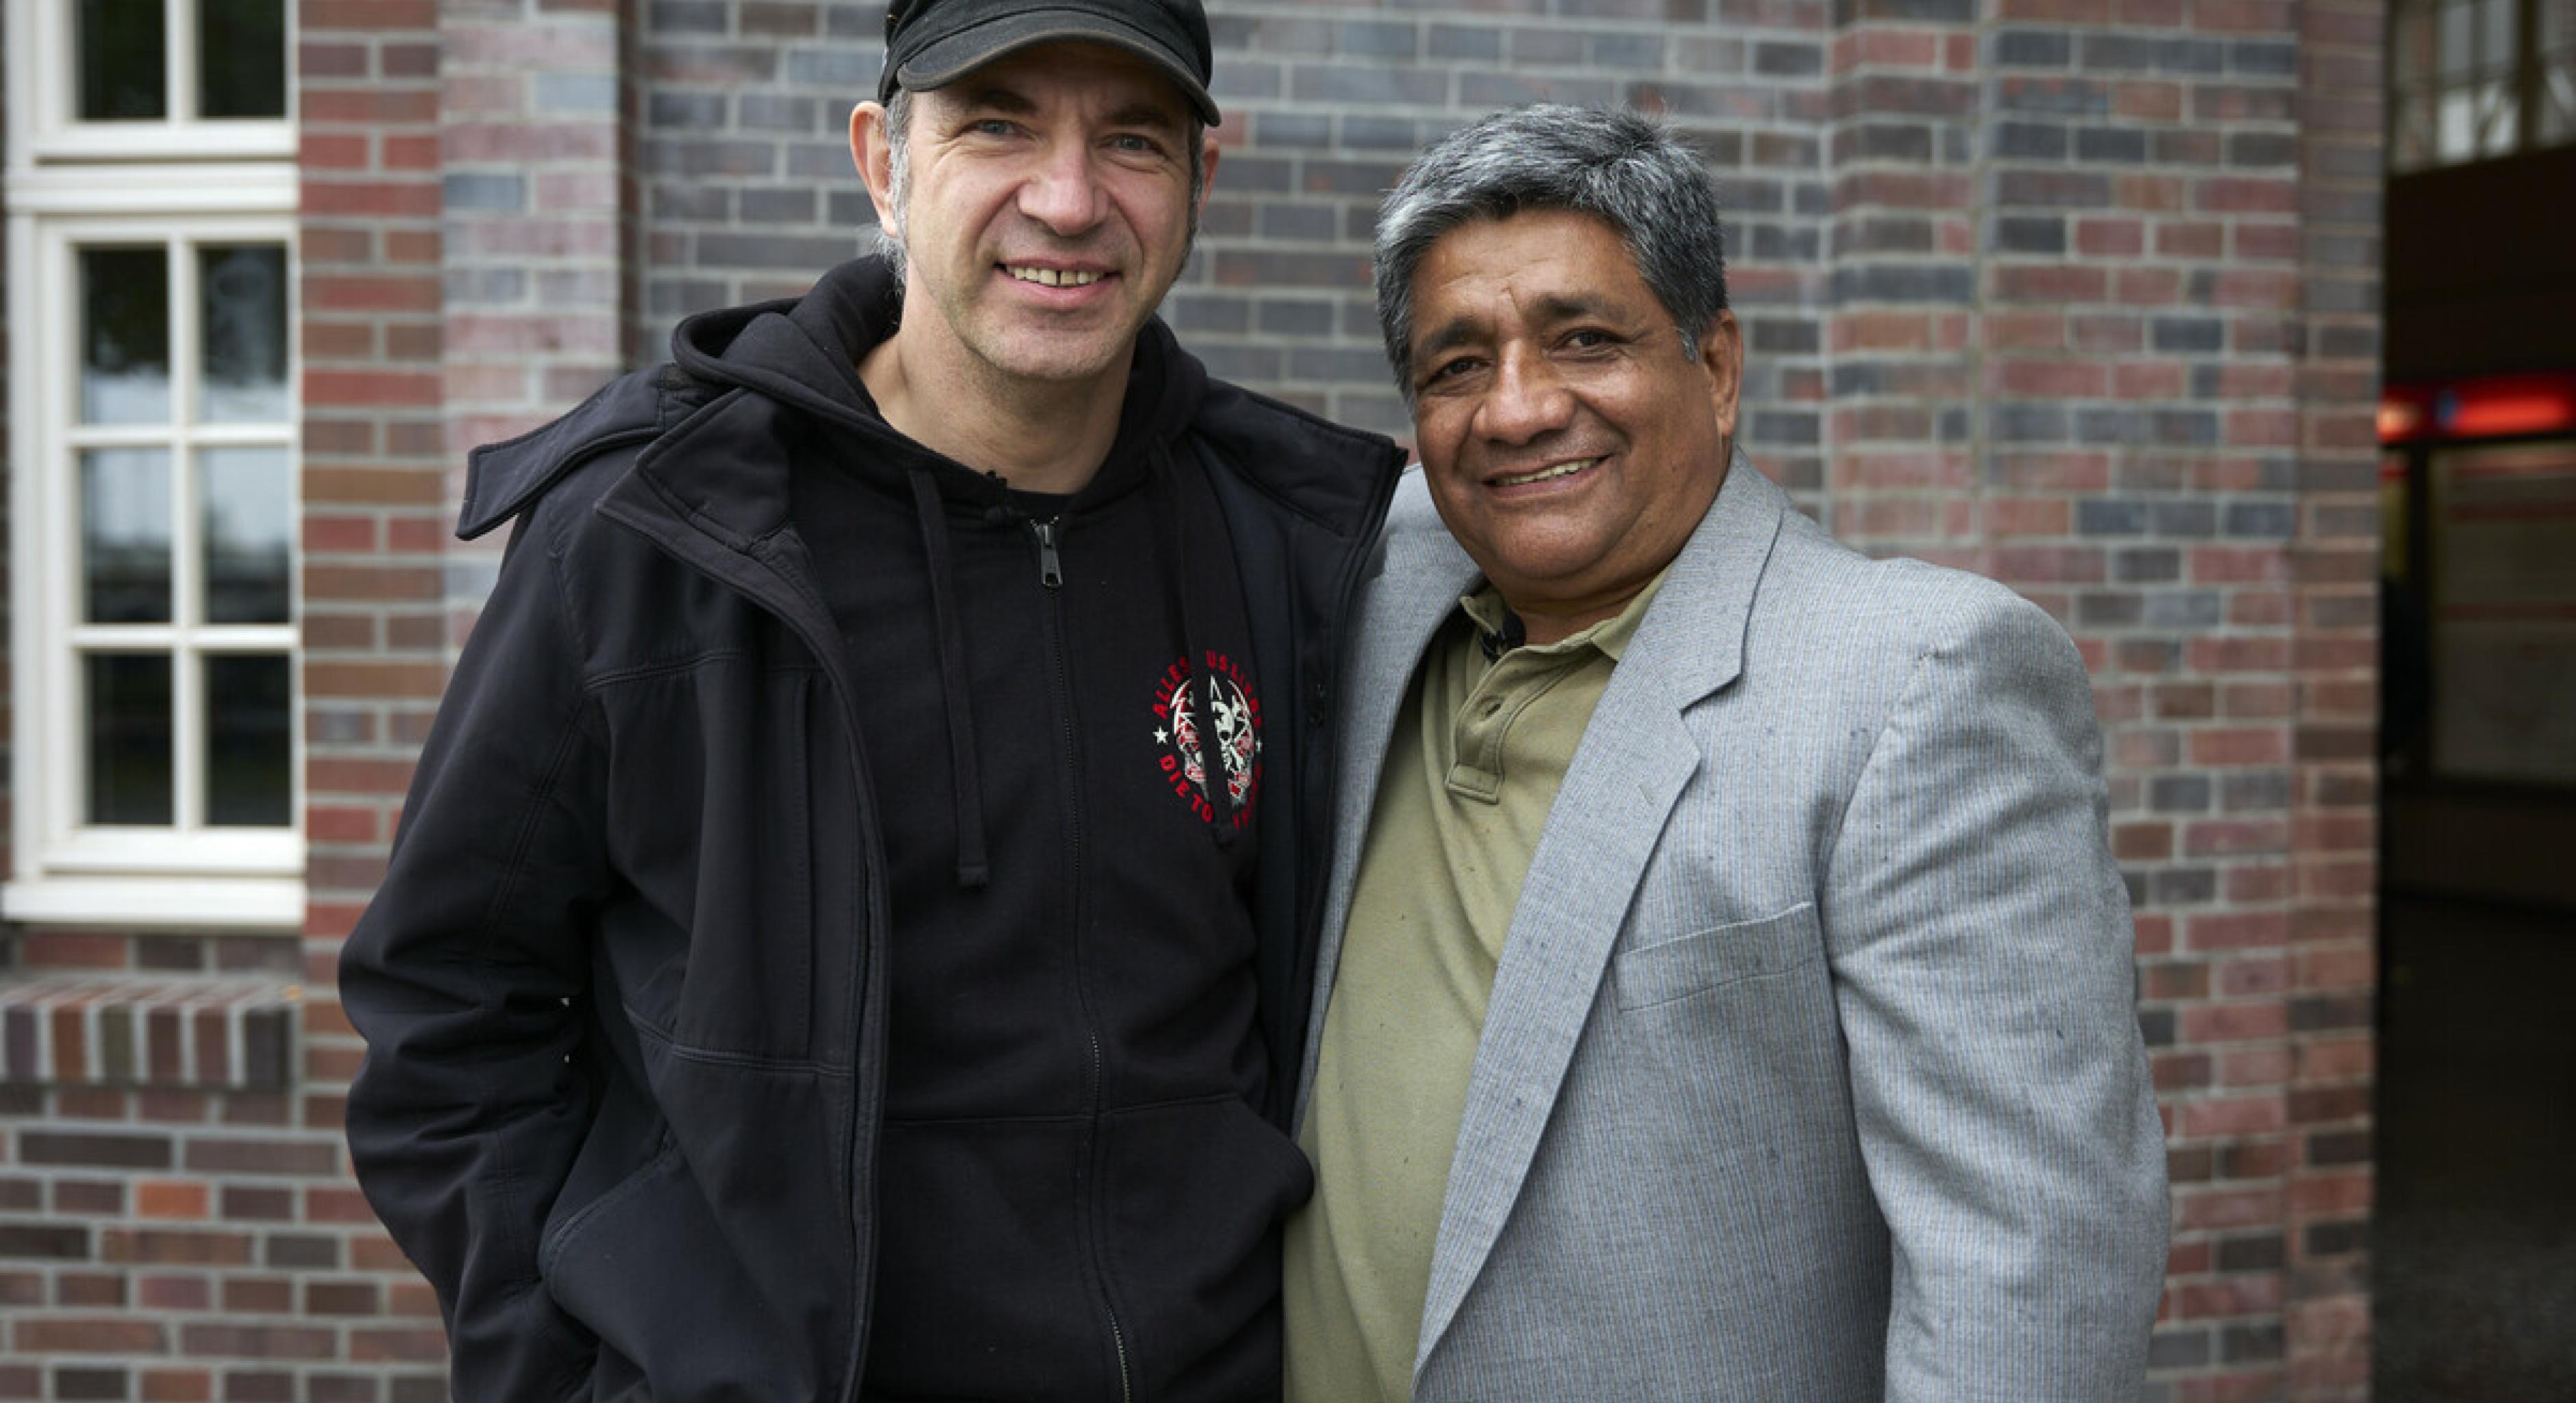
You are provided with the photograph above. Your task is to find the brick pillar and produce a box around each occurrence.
[2280,0,2386,1394]
[299,0,457,1387]
[1820,0,1980,564]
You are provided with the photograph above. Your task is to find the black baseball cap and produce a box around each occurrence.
[878,0,1221,127]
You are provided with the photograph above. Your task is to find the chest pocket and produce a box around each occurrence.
[1610,902,1820,1011]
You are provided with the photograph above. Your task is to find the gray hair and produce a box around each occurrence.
[1374,105,1729,397]
[873,87,1208,287]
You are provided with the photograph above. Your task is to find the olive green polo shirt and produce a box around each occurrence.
[1284,573,1666,1403]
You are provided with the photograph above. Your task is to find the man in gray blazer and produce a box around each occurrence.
[1283,105,2169,1402]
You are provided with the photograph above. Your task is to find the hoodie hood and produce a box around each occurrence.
[668,254,1208,514]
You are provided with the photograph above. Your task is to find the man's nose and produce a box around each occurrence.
[1017,139,1107,236]
[1475,348,1576,444]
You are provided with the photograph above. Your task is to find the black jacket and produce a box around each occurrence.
[340,262,1404,1402]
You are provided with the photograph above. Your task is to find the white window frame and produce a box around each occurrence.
[4,1,303,931]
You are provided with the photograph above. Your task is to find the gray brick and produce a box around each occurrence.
[699,233,866,270]
[1748,410,1820,447]
[1838,121,1935,162]
[2151,867,2216,905]
[1592,33,1666,69]
[1990,403,2070,443]
[1428,24,1502,60]
[740,95,821,132]
[2150,409,2220,447]
[2149,500,2218,536]
[785,49,874,88]
[1830,264,1974,304]
[1992,121,2069,160]
[2222,771,2292,812]
[1994,29,2072,66]
[1292,64,1445,106]
[1251,112,1331,147]
[741,187,817,223]
[2077,592,2142,627]
[1507,27,1587,64]
[2148,1329,2214,1369]
[1996,77,2109,115]
[2229,40,2299,75]
[2225,501,2297,538]
[1343,116,1419,150]
[649,1,728,33]
[536,73,619,114]
[1470,70,1616,108]
[646,137,780,177]
[2076,127,2149,163]
[1167,293,1249,334]
[2142,591,2222,628]
[2078,499,2148,535]
[2153,316,2225,353]
[649,92,727,129]
[2079,34,2156,71]
[1258,203,1337,240]
[2155,37,2227,73]
[2227,132,2299,167]
[443,173,525,213]
[1337,21,1417,58]
[1993,216,2066,253]
[1753,42,1824,76]
[1196,344,1283,382]
[1256,300,1335,336]
[2149,775,2212,811]
[2115,547,2181,583]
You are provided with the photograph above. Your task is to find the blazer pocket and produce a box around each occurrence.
[1611,902,1820,1011]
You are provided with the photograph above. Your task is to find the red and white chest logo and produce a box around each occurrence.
[1151,652,1261,828]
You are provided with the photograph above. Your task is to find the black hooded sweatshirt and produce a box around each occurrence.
[681,257,1311,1400]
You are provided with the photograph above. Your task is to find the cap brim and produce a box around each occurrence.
[895,12,1221,127]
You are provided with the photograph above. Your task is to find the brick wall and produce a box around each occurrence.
[0,0,2380,1397]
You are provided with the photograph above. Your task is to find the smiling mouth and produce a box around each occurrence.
[1494,456,1603,488]
[1004,264,1105,288]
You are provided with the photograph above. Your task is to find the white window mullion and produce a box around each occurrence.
[166,0,196,133]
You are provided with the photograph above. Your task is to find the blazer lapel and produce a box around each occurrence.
[1414,452,1791,1373]
[1292,484,1484,1123]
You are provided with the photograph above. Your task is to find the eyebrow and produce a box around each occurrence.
[946,87,1185,134]
[1412,293,1630,361]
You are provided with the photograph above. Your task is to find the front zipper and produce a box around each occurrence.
[1034,515,1132,1403]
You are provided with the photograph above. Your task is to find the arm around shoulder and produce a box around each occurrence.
[339,516,610,1396]
[1820,579,2168,1401]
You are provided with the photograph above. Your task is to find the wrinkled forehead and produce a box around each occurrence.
[908,38,1198,131]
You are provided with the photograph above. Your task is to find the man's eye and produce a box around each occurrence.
[1109,134,1165,156]
[969,119,1018,137]
[1565,329,1616,349]
[1422,357,1481,386]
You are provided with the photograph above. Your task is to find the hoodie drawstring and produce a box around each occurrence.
[906,467,993,888]
[1148,442,1238,848]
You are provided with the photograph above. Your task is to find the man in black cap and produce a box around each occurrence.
[336,0,1405,1395]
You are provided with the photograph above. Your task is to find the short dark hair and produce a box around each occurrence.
[1374,105,1730,397]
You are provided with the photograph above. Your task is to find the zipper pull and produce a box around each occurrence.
[1029,518,1064,590]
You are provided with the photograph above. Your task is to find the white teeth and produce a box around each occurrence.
[1496,457,1600,487]
[1006,266,1102,287]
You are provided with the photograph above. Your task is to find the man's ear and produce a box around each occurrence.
[1697,309,1744,440]
[1194,134,1222,221]
[851,101,900,232]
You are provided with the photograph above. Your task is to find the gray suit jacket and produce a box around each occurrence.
[1296,456,2168,1402]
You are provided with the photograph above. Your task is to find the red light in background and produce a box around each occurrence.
[2379,372,2576,444]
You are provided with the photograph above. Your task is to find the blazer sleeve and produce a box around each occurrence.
[1820,583,2168,1401]
[338,516,610,1399]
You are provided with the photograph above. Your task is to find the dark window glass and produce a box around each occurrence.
[82,247,172,425]
[205,654,292,825]
[77,0,167,121]
[199,0,287,119]
[84,449,174,624]
[87,654,175,825]
[199,245,289,423]
[199,447,291,623]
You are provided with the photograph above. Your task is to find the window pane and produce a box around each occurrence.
[87,654,175,825]
[84,449,174,624]
[77,0,167,121]
[2440,1,2477,77]
[199,0,287,119]
[205,655,291,826]
[81,248,172,425]
[199,245,289,423]
[2481,0,2517,69]
[199,447,292,623]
